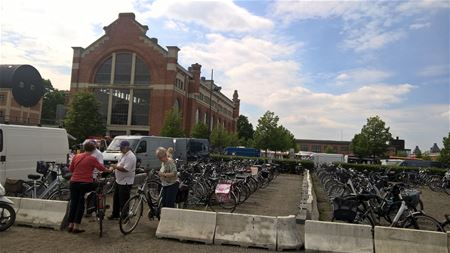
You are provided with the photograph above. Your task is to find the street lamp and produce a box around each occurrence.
[208,69,221,136]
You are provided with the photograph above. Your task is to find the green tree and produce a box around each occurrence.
[237,115,254,144]
[64,92,105,141]
[253,111,279,152]
[438,132,450,166]
[324,146,336,154]
[351,116,392,158]
[41,80,66,125]
[160,108,185,137]
[210,125,230,151]
[191,122,209,139]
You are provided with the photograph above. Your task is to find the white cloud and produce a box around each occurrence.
[0,0,140,90]
[271,0,446,52]
[141,0,273,33]
[335,68,392,85]
[409,22,431,30]
[419,65,449,77]
[164,20,189,32]
[179,33,303,104]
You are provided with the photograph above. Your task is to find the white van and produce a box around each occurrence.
[310,153,344,167]
[103,136,175,170]
[0,124,70,184]
[173,138,209,162]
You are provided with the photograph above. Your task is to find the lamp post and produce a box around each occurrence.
[208,69,221,137]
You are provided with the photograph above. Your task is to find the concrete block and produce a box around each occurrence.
[374,226,447,253]
[277,215,303,251]
[448,232,450,253]
[305,220,373,253]
[214,212,277,250]
[156,208,216,244]
[13,197,68,230]
[8,196,21,214]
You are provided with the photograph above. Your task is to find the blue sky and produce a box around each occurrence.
[1,0,449,151]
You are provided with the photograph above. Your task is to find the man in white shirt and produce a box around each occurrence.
[108,140,136,220]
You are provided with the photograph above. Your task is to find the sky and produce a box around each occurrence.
[1,0,449,151]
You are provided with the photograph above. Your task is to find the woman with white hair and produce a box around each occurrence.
[156,147,178,208]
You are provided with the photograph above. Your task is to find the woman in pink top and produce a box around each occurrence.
[67,142,112,233]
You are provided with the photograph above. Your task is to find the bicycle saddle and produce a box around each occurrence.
[28,174,41,180]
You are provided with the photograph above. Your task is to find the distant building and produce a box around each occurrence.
[430,143,440,153]
[412,146,422,156]
[0,65,45,125]
[387,136,410,157]
[69,13,239,137]
[296,139,351,155]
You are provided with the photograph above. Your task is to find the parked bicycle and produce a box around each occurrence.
[0,182,15,232]
[119,170,162,235]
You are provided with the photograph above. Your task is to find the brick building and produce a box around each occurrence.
[70,13,239,137]
[296,139,351,155]
[0,65,44,125]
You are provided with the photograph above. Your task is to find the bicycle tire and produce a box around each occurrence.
[48,188,71,201]
[0,203,16,232]
[208,191,237,213]
[402,213,444,232]
[119,195,143,235]
[98,195,106,238]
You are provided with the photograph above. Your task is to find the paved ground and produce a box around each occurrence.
[0,174,303,253]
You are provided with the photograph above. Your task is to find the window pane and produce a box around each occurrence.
[94,57,112,83]
[134,57,150,85]
[92,88,110,124]
[114,53,132,84]
[111,89,130,125]
[131,89,149,125]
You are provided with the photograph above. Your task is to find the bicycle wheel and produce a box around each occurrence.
[48,188,71,201]
[353,209,375,227]
[98,195,106,238]
[208,191,237,213]
[119,195,143,235]
[0,203,16,232]
[402,214,444,232]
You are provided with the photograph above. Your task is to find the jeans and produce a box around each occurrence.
[68,182,95,224]
[112,183,132,217]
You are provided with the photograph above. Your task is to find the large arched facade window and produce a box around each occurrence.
[92,52,151,130]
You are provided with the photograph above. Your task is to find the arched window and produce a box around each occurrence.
[134,57,150,84]
[114,53,132,84]
[94,53,150,85]
[94,57,112,83]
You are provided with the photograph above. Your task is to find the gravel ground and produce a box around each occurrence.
[0,174,303,253]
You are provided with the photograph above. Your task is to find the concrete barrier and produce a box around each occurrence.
[297,169,319,223]
[214,212,277,250]
[305,220,373,253]
[156,208,216,244]
[374,226,448,253]
[9,197,68,230]
[276,215,303,251]
[448,232,450,253]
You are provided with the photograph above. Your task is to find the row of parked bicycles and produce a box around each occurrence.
[0,158,281,235]
[315,164,450,232]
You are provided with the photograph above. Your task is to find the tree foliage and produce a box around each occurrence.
[210,125,230,151]
[41,79,66,125]
[253,111,297,152]
[351,116,392,158]
[64,92,105,141]
[439,132,450,166]
[324,146,336,154]
[191,122,209,139]
[237,115,254,143]
[160,108,185,137]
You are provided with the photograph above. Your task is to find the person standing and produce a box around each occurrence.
[156,147,178,208]
[108,140,136,220]
[68,142,112,233]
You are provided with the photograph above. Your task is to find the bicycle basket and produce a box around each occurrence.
[4,178,25,193]
[36,161,49,175]
[402,189,421,208]
[332,196,359,222]
[215,183,231,203]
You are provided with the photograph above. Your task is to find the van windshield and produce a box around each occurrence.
[106,139,139,152]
